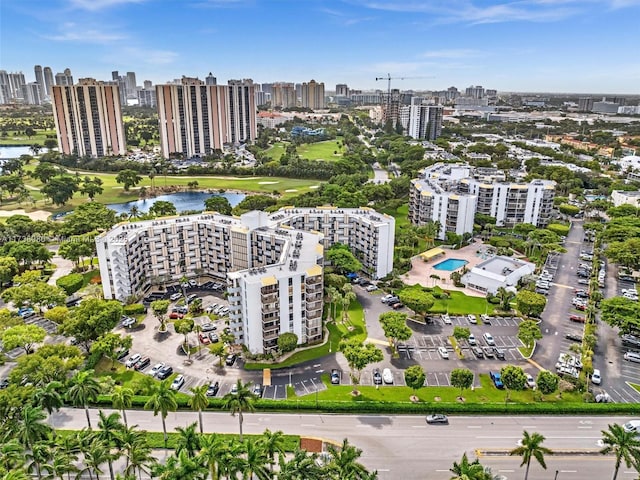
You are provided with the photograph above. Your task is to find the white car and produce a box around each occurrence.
[149,363,165,377]
[170,293,182,301]
[171,374,185,391]
[205,303,218,313]
[591,369,602,385]
[483,333,496,346]
[526,374,536,389]
[438,346,449,359]
[382,368,394,384]
[468,334,476,346]
[125,354,141,368]
[442,314,451,325]
[467,314,476,323]
[365,284,377,292]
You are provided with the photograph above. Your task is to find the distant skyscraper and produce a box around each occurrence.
[55,69,73,86]
[408,100,443,141]
[335,84,349,97]
[64,68,73,85]
[301,80,325,109]
[21,83,42,105]
[137,88,156,108]
[295,83,302,100]
[112,71,119,81]
[465,85,484,99]
[578,97,593,112]
[43,67,54,96]
[261,83,273,95]
[126,72,137,98]
[51,78,126,157]
[0,71,11,104]
[5,72,26,99]
[34,65,45,99]
[143,80,153,89]
[271,82,296,108]
[156,77,257,158]
[205,72,217,85]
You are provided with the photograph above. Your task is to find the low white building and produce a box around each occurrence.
[461,256,536,294]
[612,190,640,208]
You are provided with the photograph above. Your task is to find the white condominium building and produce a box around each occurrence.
[409,163,555,238]
[96,207,394,353]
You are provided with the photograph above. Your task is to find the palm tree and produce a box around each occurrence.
[600,423,640,480]
[509,430,552,480]
[0,439,25,472]
[80,438,109,480]
[257,428,286,473]
[67,370,101,429]
[243,438,271,480]
[327,438,371,480]
[198,434,226,480]
[175,422,201,458]
[221,380,257,442]
[13,405,52,450]
[122,430,156,480]
[450,452,491,480]
[49,442,79,480]
[96,410,125,480]
[144,379,178,447]
[111,386,134,428]
[152,449,208,480]
[189,385,210,434]
[277,449,324,480]
[25,440,52,480]
[340,285,357,323]
[496,287,515,312]
[33,381,64,414]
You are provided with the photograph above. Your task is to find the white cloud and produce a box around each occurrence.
[44,24,127,43]
[318,7,375,25]
[121,47,179,65]
[68,0,148,11]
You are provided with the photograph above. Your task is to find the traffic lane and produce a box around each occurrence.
[476,456,625,480]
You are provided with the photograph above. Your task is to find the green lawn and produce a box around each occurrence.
[428,290,495,315]
[2,163,322,213]
[264,141,344,162]
[244,300,365,370]
[312,373,583,404]
[264,143,286,160]
[0,130,57,146]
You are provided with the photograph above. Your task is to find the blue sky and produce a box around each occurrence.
[1,0,639,93]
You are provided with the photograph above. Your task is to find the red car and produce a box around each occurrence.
[199,333,210,345]
[569,314,586,323]
[575,304,587,311]
[169,312,184,319]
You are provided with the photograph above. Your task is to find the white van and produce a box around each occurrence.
[483,333,496,346]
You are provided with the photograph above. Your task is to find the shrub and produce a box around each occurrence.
[278,332,299,353]
[123,303,146,315]
[56,273,84,295]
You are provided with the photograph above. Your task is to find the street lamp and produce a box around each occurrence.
[554,470,559,480]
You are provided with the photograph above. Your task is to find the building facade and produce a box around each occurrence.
[21,83,42,105]
[156,77,256,158]
[409,163,555,238]
[34,65,45,100]
[407,102,443,140]
[96,207,395,354]
[43,67,54,97]
[51,78,126,157]
[301,80,325,109]
[271,82,296,108]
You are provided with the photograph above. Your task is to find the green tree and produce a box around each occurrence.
[59,202,117,235]
[379,311,412,349]
[41,175,79,205]
[0,324,46,354]
[453,326,471,344]
[398,287,435,320]
[1,241,52,267]
[67,370,101,428]
[58,240,94,270]
[174,421,201,458]
[450,368,474,398]
[326,243,363,275]
[0,256,19,286]
[204,196,233,215]
[496,286,515,311]
[600,423,640,480]
[600,297,640,334]
[174,317,195,358]
[518,319,542,349]
[501,365,527,392]
[61,299,123,351]
[210,342,227,367]
[32,380,64,414]
[31,162,60,183]
[339,338,383,394]
[404,365,426,396]
[515,290,547,318]
[326,438,372,480]
[151,299,170,333]
[277,448,324,480]
[92,333,133,371]
[148,200,177,217]
[79,176,104,200]
[258,429,287,474]
[115,169,142,191]
[144,379,178,447]
[558,203,580,216]
[221,380,257,442]
[536,371,559,395]
[44,138,58,151]
[277,332,298,353]
[188,385,210,434]
[509,430,552,480]
[111,386,134,428]
[96,410,125,480]
[244,438,271,480]
[2,281,66,313]
[449,452,493,480]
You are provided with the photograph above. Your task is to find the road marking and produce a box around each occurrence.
[301,424,316,427]
[467,426,482,429]
[561,470,577,473]
[411,425,427,428]
[578,426,592,429]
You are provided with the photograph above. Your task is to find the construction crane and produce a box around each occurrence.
[375,74,434,126]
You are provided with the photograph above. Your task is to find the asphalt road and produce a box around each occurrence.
[49,408,627,479]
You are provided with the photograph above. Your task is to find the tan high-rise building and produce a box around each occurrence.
[156,77,256,158]
[51,78,126,157]
[271,82,296,108]
[301,80,325,109]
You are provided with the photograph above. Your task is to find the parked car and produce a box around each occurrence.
[189,280,198,287]
[483,346,495,358]
[493,347,506,360]
[206,381,220,396]
[591,369,602,385]
[133,356,150,371]
[622,335,640,347]
[467,314,476,323]
[157,365,174,380]
[208,332,219,343]
[125,354,141,368]
[381,294,394,304]
[391,302,404,310]
[205,304,218,313]
[623,420,640,433]
[365,284,377,292]
[565,333,583,343]
[121,316,136,328]
[372,368,382,385]
[200,322,216,331]
[569,314,586,323]
[169,312,184,319]
[170,293,182,301]
[149,362,165,377]
[230,383,238,395]
[480,314,491,324]
[468,334,476,346]
[525,374,536,389]
[116,348,130,361]
[253,384,263,397]
[472,346,484,358]
[330,369,340,385]
[483,333,496,346]
[225,354,237,366]
[426,414,449,425]
[624,352,640,363]
[171,375,185,390]
[199,333,211,345]
[442,314,452,325]
[490,371,504,389]
[382,368,394,384]
[437,346,449,359]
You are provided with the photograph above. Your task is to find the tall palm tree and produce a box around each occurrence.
[96,410,125,480]
[33,381,64,414]
[509,430,552,480]
[48,443,79,480]
[277,449,324,480]
[111,386,134,428]
[257,428,286,473]
[13,405,52,450]
[122,430,156,480]
[189,385,210,434]
[197,434,226,480]
[67,370,101,429]
[221,380,257,442]
[327,438,371,480]
[25,440,52,480]
[496,287,515,312]
[600,423,640,480]
[1,469,30,480]
[243,438,271,480]
[0,439,26,472]
[152,449,208,480]
[215,440,246,480]
[175,422,201,459]
[449,452,491,480]
[80,438,109,480]
[144,379,178,447]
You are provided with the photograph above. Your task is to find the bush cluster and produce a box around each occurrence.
[56,273,84,295]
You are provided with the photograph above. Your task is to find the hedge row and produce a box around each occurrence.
[123,303,146,315]
[56,273,84,295]
[94,395,640,416]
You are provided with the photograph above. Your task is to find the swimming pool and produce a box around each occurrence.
[433,258,468,271]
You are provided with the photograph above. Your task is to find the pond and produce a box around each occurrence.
[0,146,34,158]
[107,191,246,215]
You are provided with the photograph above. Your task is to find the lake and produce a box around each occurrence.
[0,146,34,158]
[107,191,246,215]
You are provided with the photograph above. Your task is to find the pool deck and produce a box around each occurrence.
[401,240,488,298]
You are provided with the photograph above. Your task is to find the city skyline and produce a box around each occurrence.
[1,0,639,94]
